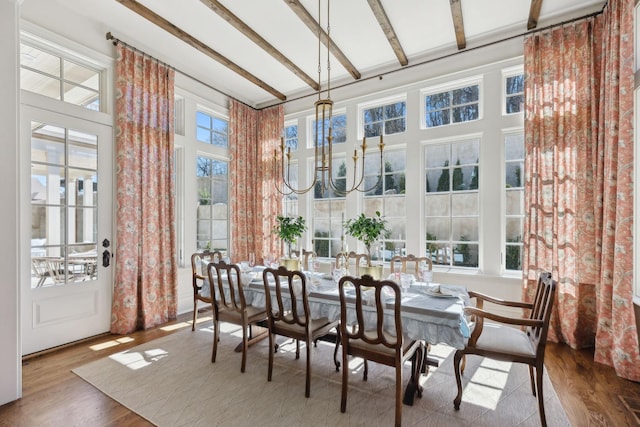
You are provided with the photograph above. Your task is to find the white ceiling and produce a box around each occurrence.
[23,0,606,109]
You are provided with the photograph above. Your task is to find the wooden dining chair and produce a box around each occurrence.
[190,251,222,331]
[389,254,432,277]
[208,259,268,373]
[453,271,557,427]
[290,248,316,271]
[335,251,369,276]
[262,266,340,397]
[338,274,425,427]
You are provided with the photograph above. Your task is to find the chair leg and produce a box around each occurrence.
[333,327,341,372]
[363,359,368,381]
[453,350,464,410]
[395,362,402,427]
[295,339,300,359]
[267,332,274,382]
[535,365,547,427]
[212,318,219,363]
[305,339,312,398]
[340,341,348,413]
[192,301,197,331]
[240,323,248,373]
[529,365,536,396]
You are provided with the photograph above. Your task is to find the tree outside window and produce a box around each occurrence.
[424,140,479,267]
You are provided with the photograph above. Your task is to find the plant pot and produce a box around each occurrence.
[280,258,300,271]
[359,264,383,279]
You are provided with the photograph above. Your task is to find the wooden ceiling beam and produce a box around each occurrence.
[367,0,408,66]
[200,0,318,92]
[528,0,543,30]
[284,0,361,81]
[114,0,286,101]
[449,0,466,50]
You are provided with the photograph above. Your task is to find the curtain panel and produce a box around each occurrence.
[111,43,178,334]
[229,100,283,263]
[523,0,638,381]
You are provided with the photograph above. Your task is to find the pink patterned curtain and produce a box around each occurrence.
[523,0,639,381]
[229,100,283,264]
[111,43,177,334]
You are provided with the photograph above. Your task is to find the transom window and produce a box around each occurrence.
[311,112,347,147]
[423,82,480,128]
[504,71,524,114]
[424,139,479,268]
[196,111,228,147]
[363,100,406,137]
[284,123,298,151]
[196,156,229,253]
[20,42,101,111]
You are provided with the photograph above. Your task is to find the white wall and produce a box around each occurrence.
[0,0,22,406]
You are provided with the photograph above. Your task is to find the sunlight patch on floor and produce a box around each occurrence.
[109,347,169,370]
[461,358,512,410]
[161,321,195,331]
[89,336,135,351]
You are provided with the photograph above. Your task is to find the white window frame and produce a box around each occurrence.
[357,94,408,140]
[307,108,348,149]
[20,28,111,114]
[420,76,483,129]
[502,65,525,116]
[195,105,229,148]
[502,127,525,273]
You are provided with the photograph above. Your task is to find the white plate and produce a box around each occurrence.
[423,289,458,298]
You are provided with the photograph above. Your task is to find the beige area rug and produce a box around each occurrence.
[73,321,571,427]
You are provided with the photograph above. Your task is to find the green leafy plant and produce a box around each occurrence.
[345,211,390,266]
[273,215,307,257]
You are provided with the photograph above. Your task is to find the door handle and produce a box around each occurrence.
[102,250,111,267]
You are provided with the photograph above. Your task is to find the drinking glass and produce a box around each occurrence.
[248,252,256,267]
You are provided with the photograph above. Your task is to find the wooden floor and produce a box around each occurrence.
[1,310,639,427]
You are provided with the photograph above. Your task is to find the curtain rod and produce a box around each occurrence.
[105,32,254,110]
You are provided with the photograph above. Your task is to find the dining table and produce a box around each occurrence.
[239,267,471,404]
[242,267,471,350]
[207,265,472,405]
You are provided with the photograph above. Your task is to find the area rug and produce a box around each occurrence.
[73,321,571,426]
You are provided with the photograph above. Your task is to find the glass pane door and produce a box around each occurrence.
[30,122,98,287]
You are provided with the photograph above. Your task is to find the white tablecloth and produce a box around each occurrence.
[244,271,471,350]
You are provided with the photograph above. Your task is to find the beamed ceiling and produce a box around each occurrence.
[28,0,607,108]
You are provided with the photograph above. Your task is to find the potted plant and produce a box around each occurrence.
[272,215,307,270]
[345,211,390,278]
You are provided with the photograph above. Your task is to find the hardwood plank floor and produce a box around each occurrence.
[1,309,639,426]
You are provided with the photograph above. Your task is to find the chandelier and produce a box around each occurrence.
[275,0,384,196]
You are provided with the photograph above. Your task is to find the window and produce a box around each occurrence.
[196,111,228,147]
[363,100,406,137]
[311,112,347,147]
[20,42,101,111]
[281,163,298,217]
[504,70,524,114]
[423,82,480,128]
[313,157,347,258]
[363,149,406,261]
[505,132,524,271]
[424,139,479,268]
[30,122,98,286]
[196,156,228,254]
[284,123,298,151]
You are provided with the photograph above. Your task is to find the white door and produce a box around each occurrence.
[21,105,113,355]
